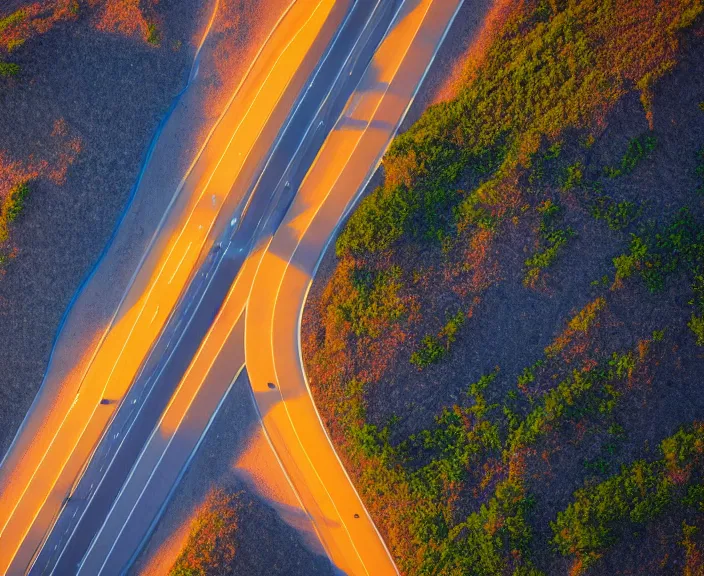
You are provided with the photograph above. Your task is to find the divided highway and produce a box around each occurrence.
[38,2,397,573]
[0,0,351,572]
[0,0,465,574]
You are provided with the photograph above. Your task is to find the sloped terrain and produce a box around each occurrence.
[303,1,704,574]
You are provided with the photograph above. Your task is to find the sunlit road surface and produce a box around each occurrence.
[245,0,463,574]
[0,0,463,573]
[34,2,395,574]
[0,0,348,573]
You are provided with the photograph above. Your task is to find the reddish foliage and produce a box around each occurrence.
[170,487,241,576]
[93,0,153,42]
[0,0,160,53]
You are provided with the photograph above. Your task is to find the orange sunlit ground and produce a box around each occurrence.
[0,0,345,571]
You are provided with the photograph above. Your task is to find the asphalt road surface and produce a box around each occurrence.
[0,0,465,574]
[0,0,352,572]
[32,2,399,575]
[245,0,464,573]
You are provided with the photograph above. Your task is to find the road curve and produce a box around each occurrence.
[30,1,395,574]
[32,0,396,574]
[0,1,349,573]
[1,0,464,573]
[244,0,464,574]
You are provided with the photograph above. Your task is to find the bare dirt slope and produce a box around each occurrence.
[0,0,210,456]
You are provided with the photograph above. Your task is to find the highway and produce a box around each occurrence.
[0,0,464,574]
[37,2,396,573]
[245,0,463,573]
[0,0,351,572]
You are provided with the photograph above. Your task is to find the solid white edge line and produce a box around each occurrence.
[261,0,464,573]
[44,1,361,572]
[0,0,330,563]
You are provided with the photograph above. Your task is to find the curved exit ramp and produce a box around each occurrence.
[245,0,465,574]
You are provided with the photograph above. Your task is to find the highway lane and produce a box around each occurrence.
[31,1,399,574]
[0,1,350,573]
[245,0,465,574]
[4,0,463,573]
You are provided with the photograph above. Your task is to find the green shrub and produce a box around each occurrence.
[410,310,467,369]
[0,62,20,77]
[603,134,657,178]
[517,361,544,390]
[0,9,26,34]
[146,21,160,45]
[524,200,575,285]
[590,196,640,230]
[0,182,29,244]
[552,423,704,571]
[336,184,414,256]
[5,182,28,223]
[545,142,563,160]
[561,162,584,191]
[688,314,704,346]
[612,210,704,292]
[441,310,466,347]
[410,334,446,368]
[333,265,406,337]
[613,235,647,283]
[454,190,496,233]
[524,227,575,285]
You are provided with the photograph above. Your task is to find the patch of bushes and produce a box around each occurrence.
[371,372,542,575]
[561,161,584,191]
[688,313,704,346]
[568,297,607,333]
[524,200,575,286]
[306,0,704,573]
[612,209,704,293]
[146,21,160,46]
[552,423,704,573]
[410,334,446,369]
[0,9,27,34]
[0,182,29,244]
[453,189,497,233]
[603,134,657,178]
[329,263,406,338]
[171,488,241,576]
[517,359,545,391]
[0,62,20,77]
[590,195,640,231]
[509,345,647,454]
[336,184,414,256]
[410,310,466,369]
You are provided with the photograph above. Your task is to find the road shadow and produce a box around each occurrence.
[132,369,336,576]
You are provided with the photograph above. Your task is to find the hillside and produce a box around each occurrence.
[302,0,704,574]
